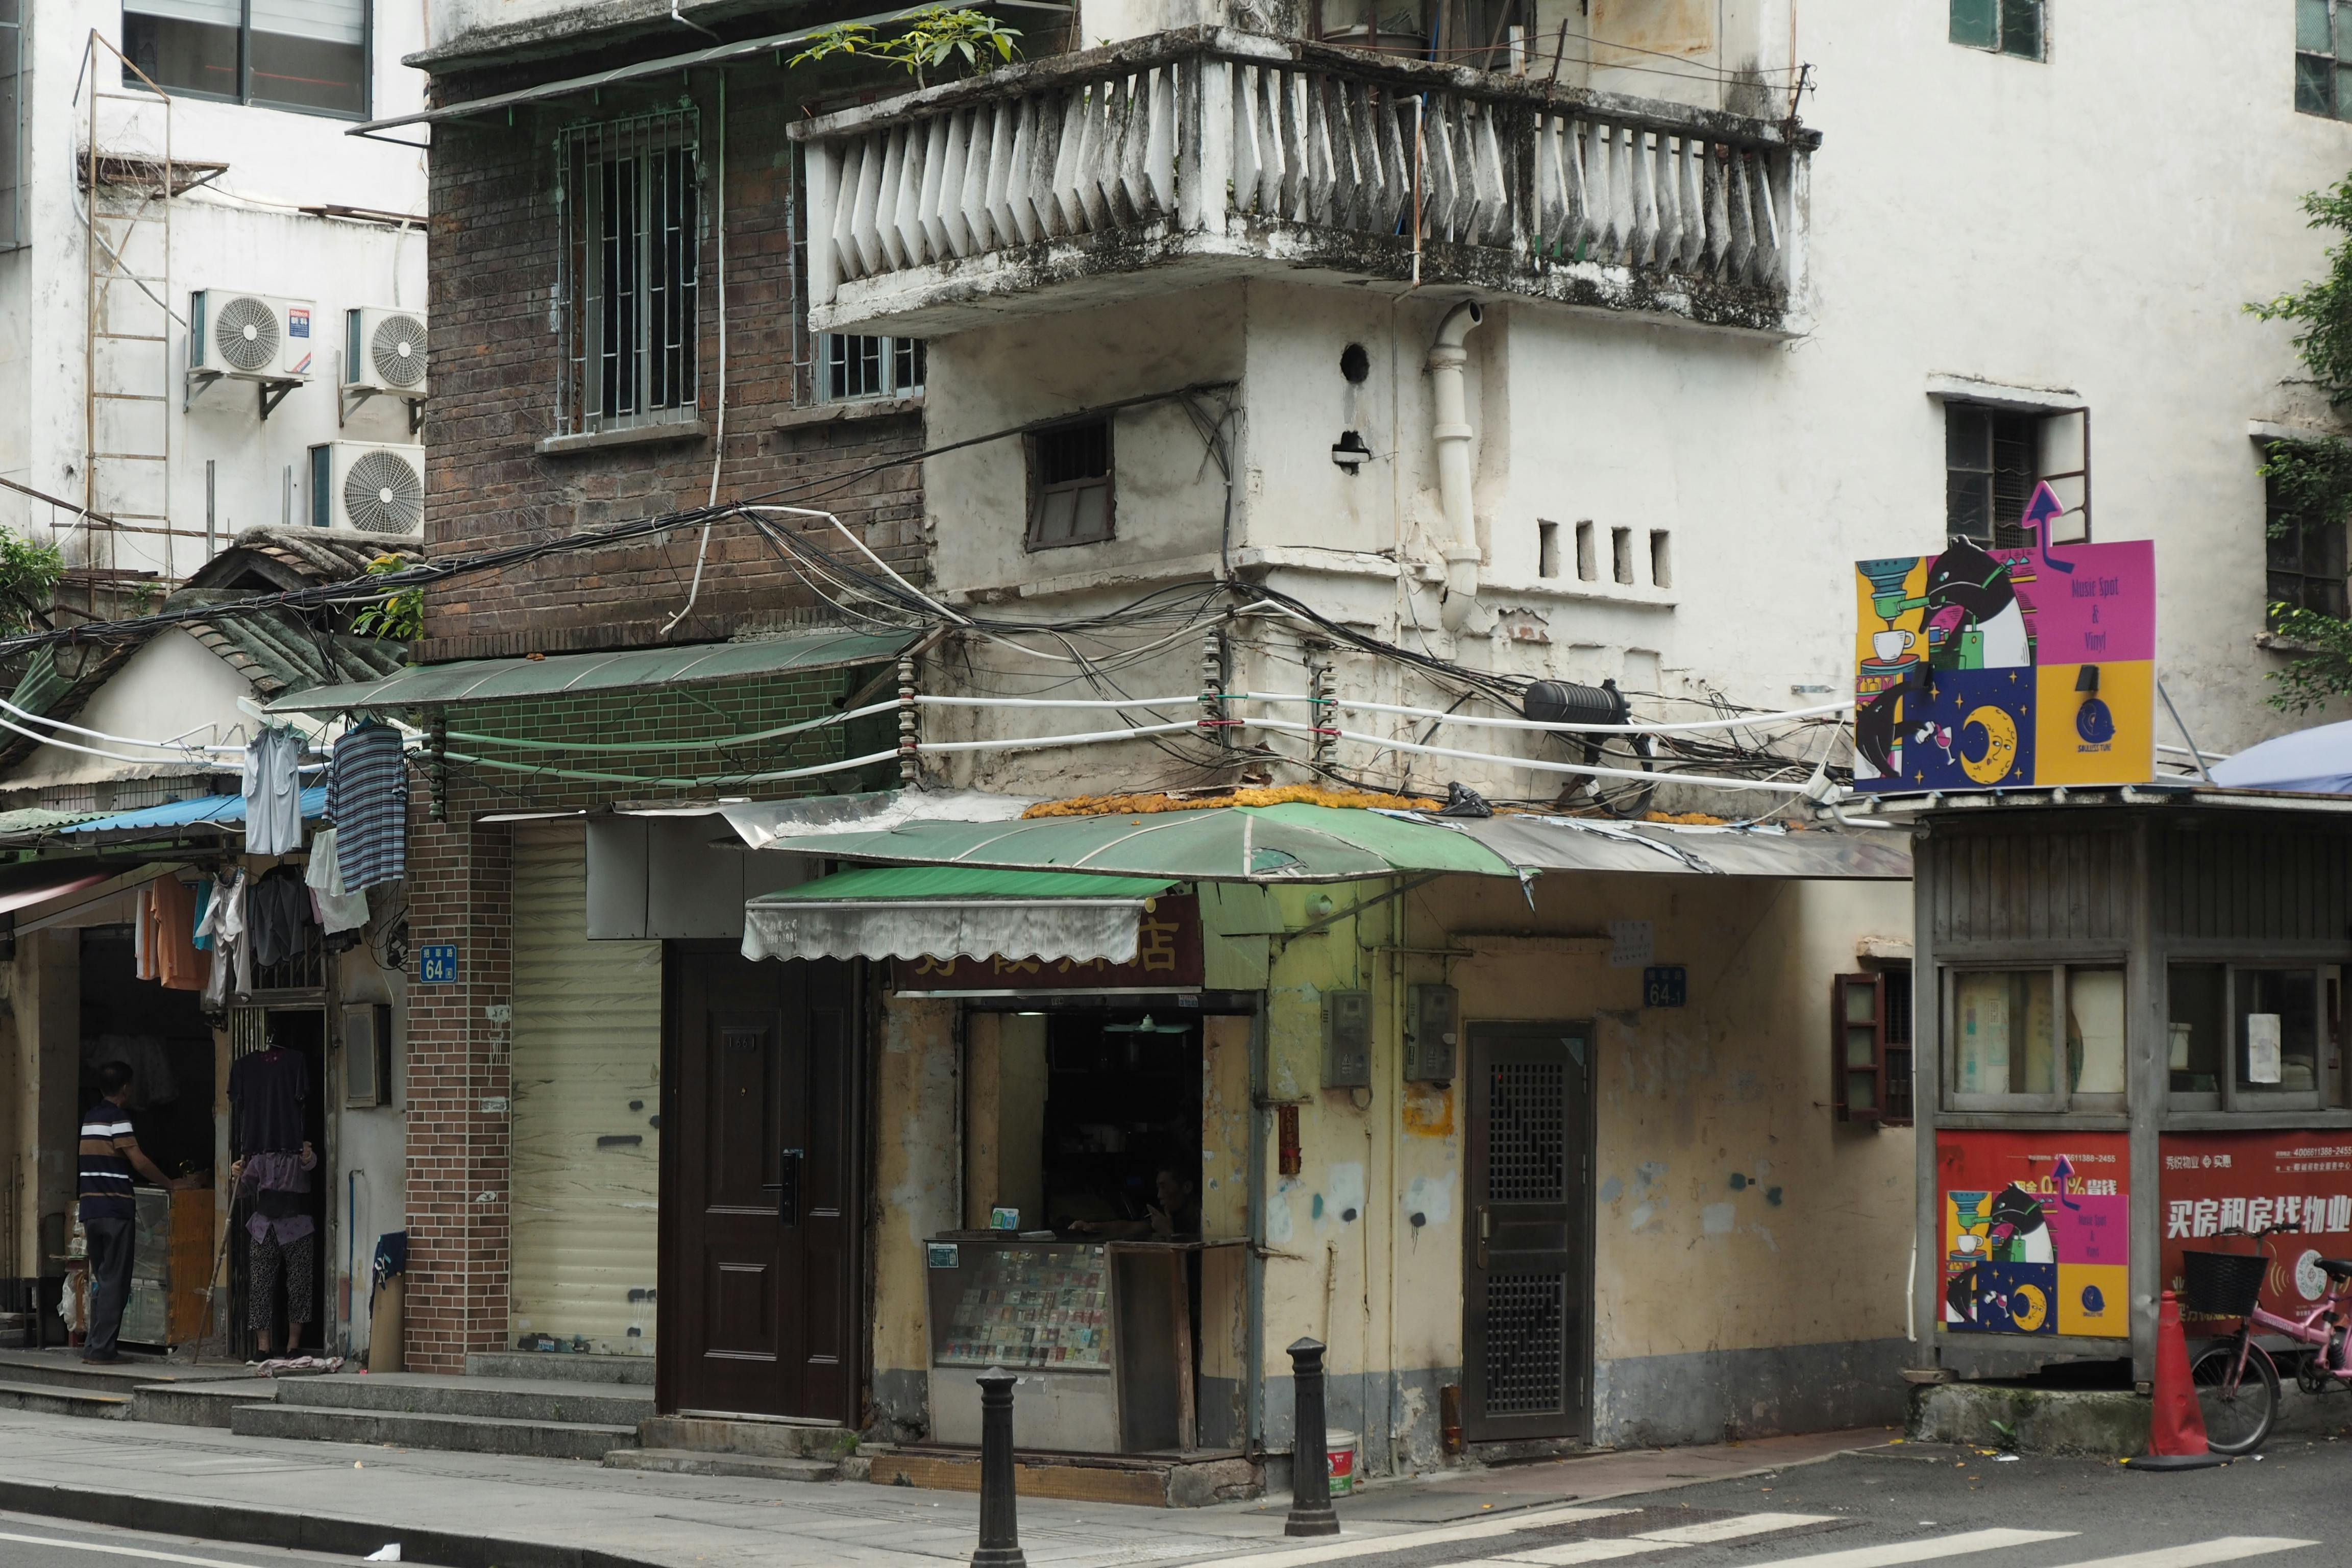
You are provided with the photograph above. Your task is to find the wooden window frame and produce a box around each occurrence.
[1025,418,1115,551]
[1834,962,1915,1128]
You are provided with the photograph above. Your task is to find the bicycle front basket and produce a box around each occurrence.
[2182,1250,2268,1317]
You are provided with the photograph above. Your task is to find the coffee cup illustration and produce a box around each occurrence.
[1871,628,1917,663]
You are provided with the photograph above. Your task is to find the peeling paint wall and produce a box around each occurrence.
[870,994,959,1437]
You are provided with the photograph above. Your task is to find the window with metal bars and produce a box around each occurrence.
[2300,0,2352,119]
[1946,404,2043,547]
[1027,419,1115,549]
[556,110,701,437]
[1949,0,2042,59]
[2265,459,2349,624]
[822,334,925,402]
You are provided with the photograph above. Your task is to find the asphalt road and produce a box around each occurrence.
[0,1512,356,1568]
[1195,1438,2344,1568]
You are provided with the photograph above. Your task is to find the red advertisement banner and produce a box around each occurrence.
[2161,1130,2352,1325]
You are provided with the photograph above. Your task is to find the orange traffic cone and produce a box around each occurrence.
[2130,1289,2225,1471]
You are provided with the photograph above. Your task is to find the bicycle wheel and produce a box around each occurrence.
[2191,1339,2278,1455]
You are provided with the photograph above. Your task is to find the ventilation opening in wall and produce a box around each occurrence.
[1648,529,1672,590]
[1575,521,1596,582]
[1538,521,1560,579]
[1610,526,1634,585]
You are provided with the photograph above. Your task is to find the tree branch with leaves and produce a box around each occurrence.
[2247,171,2352,709]
[790,5,1021,87]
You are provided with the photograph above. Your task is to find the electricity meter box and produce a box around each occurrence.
[1322,988,1373,1088]
[1404,983,1458,1081]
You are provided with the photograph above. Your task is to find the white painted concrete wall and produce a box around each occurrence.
[0,0,426,585]
[915,0,2352,791]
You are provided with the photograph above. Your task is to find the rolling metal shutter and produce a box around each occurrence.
[510,823,662,1355]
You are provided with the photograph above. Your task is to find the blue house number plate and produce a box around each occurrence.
[419,943,459,983]
[1643,965,1686,1008]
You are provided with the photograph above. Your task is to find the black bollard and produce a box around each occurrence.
[971,1366,1028,1568]
[1284,1336,1341,1537]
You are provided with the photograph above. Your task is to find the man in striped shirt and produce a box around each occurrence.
[80,1061,195,1363]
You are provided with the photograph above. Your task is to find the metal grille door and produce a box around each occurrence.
[1465,1023,1590,1441]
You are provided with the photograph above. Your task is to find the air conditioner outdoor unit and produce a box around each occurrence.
[311,441,425,537]
[344,306,428,397]
[189,290,317,382]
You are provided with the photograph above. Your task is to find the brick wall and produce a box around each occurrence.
[397,672,879,1372]
[423,83,925,664]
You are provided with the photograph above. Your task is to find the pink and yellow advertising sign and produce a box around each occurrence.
[1939,1130,2129,1339]
[1854,484,2154,792]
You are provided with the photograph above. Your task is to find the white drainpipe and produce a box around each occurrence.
[1428,300,1485,631]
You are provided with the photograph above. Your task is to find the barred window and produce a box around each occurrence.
[556,109,701,437]
[823,334,924,402]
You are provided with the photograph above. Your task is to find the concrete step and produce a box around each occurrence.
[0,1349,229,1395]
[463,1351,652,1386]
[231,1402,636,1461]
[605,1448,839,1483]
[636,1413,854,1461]
[130,1380,279,1429]
[276,1373,653,1427]
[0,1378,129,1420]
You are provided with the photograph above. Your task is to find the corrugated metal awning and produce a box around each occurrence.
[263,629,916,715]
[742,866,1177,964]
[55,786,327,839]
[1440,815,1914,879]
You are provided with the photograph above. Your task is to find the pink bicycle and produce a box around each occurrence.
[2184,1221,2351,1455]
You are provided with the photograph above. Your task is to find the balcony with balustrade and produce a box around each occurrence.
[790,27,1817,339]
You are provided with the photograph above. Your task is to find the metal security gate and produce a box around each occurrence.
[1463,1021,1592,1442]
[511,823,663,1355]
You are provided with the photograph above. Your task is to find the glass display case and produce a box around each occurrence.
[934,1241,1110,1370]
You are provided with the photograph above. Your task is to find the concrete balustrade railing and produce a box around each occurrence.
[790,28,1816,335]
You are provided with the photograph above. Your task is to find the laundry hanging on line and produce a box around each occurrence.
[326,721,407,891]
[242,726,308,855]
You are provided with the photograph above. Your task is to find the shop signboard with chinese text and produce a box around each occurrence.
[1938,1131,2128,1338]
[891,895,1204,994]
[2161,1131,2352,1325]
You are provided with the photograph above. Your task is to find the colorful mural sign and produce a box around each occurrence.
[1853,484,2154,791]
[1939,1131,2129,1338]
[2161,1131,2352,1326]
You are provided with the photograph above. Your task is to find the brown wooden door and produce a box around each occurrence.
[1463,1021,1591,1442]
[663,944,862,1422]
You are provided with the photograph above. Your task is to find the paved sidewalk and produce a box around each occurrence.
[0,1411,1889,1568]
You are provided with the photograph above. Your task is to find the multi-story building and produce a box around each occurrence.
[295,0,2352,1491]
[0,0,429,601]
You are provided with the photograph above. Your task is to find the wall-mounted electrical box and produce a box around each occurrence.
[342,1002,394,1109]
[1404,983,1458,1082]
[1322,988,1373,1088]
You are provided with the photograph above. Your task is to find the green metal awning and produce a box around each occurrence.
[743,865,1182,964]
[749,801,1523,884]
[263,628,917,715]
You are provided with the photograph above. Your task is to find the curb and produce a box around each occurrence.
[0,1479,668,1568]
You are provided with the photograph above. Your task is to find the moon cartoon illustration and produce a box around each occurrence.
[1959,704,2019,785]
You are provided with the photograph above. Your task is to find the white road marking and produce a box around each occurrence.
[1723,1529,2076,1567]
[2043,1541,2318,1568]
[1637,1513,1837,1545]
[1198,1507,1634,1568]
[1484,1541,1687,1565]
[0,1529,273,1567]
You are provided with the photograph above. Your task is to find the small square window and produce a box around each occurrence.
[1027,419,1114,549]
[1945,404,2042,546]
[1950,0,2042,60]
[2262,442,2349,625]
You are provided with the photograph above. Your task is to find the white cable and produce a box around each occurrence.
[0,708,213,767]
[915,694,1204,710]
[662,71,729,639]
[913,721,1205,754]
[1238,717,1812,794]
[0,693,238,755]
[451,698,899,753]
[747,505,975,627]
[1240,692,1855,736]
[446,745,901,787]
